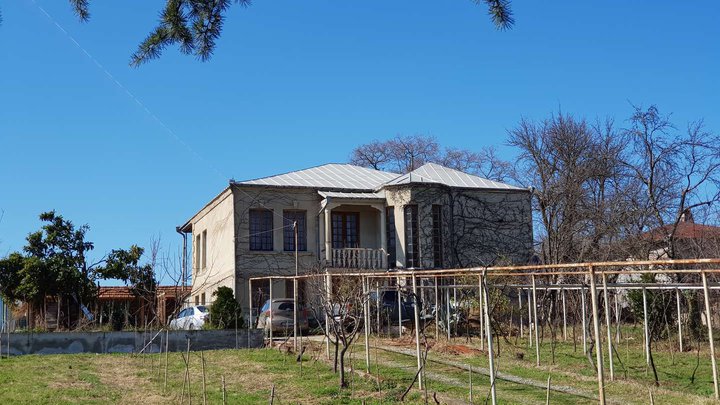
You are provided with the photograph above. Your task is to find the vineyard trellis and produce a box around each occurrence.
[250,258,720,404]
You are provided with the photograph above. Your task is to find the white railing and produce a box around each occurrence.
[331,248,386,269]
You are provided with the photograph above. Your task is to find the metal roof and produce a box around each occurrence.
[237,163,398,190]
[381,162,524,190]
[318,190,386,200]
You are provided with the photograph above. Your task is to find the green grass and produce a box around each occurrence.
[0,326,718,404]
[361,324,719,404]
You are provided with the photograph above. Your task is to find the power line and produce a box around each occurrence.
[29,0,296,226]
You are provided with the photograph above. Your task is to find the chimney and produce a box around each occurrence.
[680,208,694,223]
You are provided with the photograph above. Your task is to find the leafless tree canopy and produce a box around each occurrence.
[349,134,511,181]
[508,106,720,264]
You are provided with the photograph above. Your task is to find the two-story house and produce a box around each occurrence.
[177,162,533,313]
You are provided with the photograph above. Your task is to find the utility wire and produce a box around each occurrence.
[29,0,296,226]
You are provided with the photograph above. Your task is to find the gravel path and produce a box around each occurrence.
[373,344,599,402]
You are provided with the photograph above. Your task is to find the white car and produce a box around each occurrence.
[169,306,209,330]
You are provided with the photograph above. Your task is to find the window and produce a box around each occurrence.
[249,209,274,251]
[331,212,359,248]
[283,210,307,251]
[201,292,206,306]
[201,230,207,270]
[386,207,396,268]
[432,205,443,268]
[404,205,420,268]
[194,295,199,306]
[194,234,201,271]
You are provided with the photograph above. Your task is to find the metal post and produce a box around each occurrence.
[363,277,371,373]
[269,277,273,348]
[376,282,381,336]
[398,282,403,338]
[562,287,567,341]
[614,291,621,345]
[412,275,423,390]
[602,273,614,381]
[589,266,606,405]
[702,271,719,399]
[642,287,649,366]
[519,288,524,338]
[326,273,331,359]
[479,275,485,350]
[675,288,683,353]
[434,277,439,341]
[527,288,533,344]
[248,280,253,348]
[446,286,451,340]
[293,221,299,352]
[482,272,497,405]
[581,286,587,354]
[532,275,540,366]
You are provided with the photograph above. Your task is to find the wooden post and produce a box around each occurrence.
[164,329,169,392]
[675,288,683,353]
[562,287,567,341]
[581,286,588,354]
[588,266,606,405]
[268,277,274,348]
[201,351,207,405]
[482,272,497,405]
[186,338,192,404]
[221,375,227,405]
[642,287,649,366]
[412,274,423,390]
[546,375,552,405]
[363,277,371,373]
[469,365,473,404]
[532,275,540,367]
[602,273,614,381]
[701,271,719,399]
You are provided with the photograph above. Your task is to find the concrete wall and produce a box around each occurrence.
[2,329,264,356]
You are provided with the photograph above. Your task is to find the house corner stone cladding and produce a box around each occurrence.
[386,185,532,269]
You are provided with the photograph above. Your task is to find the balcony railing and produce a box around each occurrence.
[331,248,386,269]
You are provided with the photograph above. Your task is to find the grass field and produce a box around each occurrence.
[0,325,717,404]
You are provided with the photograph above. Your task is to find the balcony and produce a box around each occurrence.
[331,248,386,269]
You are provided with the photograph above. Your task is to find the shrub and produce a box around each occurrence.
[209,286,242,329]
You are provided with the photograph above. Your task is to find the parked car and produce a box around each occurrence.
[256,299,310,334]
[370,290,414,324]
[169,306,209,330]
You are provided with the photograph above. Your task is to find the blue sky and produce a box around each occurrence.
[1,1,718,281]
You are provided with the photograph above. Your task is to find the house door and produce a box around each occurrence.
[331,212,359,248]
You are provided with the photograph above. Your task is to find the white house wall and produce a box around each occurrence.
[189,187,236,307]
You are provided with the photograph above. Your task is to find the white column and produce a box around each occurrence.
[379,206,387,268]
[324,206,332,263]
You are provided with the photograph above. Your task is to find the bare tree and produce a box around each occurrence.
[622,105,720,259]
[508,113,633,264]
[306,269,368,388]
[350,134,511,181]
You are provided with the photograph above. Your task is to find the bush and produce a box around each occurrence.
[209,286,242,329]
